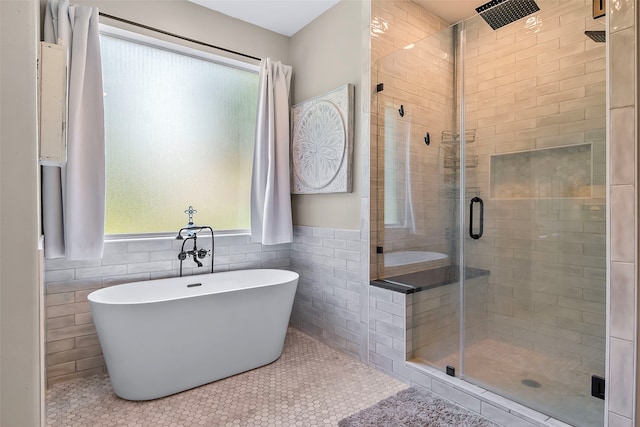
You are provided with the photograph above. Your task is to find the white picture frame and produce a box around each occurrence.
[291,83,354,194]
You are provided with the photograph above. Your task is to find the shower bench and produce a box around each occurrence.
[370,265,489,294]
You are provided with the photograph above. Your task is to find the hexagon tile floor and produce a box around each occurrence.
[46,328,407,426]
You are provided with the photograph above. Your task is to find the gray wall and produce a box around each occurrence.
[75,0,290,64]
[0,0,43,425]
[289,0,364,230]
[79,0,362,231]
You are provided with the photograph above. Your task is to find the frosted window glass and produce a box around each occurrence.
[100,35,258,234]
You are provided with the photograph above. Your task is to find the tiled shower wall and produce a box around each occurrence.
[370,0,452,279]
[374,25,456,267]
[607,0,637,424]
[367,0,638,425]
[368,285,573,427]
[462,0,607,376]
[410,275,490,363]
[44,235,290,386]
[372,0,606,375]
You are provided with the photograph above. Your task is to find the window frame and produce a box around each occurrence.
[99,24,260,240]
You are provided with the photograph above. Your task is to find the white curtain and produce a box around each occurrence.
[42,0,105,260]
[250,58,293,245]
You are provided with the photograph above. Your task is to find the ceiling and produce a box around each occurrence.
[188,0,486,37]
[413,0,486,24]
[188,0,342,37]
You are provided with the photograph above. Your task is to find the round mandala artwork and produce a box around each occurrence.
[292,100,346,190]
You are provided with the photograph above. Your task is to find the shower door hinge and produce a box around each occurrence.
[376,83,384,92]
[591,375,605,400]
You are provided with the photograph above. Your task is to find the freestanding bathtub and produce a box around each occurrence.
[88,269,299,400]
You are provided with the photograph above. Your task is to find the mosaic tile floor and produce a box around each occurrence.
[46,328,407,426]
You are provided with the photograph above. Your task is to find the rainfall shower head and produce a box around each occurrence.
[585,30,606,43]
[476,0,540,30]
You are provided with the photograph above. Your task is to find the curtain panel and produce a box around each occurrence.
[250,58,293,245]
[42,0,105,260]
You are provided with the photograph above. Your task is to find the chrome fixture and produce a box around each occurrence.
[176,205,214,276]
[177,205,199,238]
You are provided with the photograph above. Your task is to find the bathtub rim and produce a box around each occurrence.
[88,268,299,305]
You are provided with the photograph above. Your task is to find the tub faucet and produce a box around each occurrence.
[178,235,205,268]
[191,248,203,268]
[176,224,215,277]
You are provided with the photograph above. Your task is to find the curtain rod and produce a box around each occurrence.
[98,12,262,62]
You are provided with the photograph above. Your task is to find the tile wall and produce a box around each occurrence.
[287,1,374,364]
[410,275,489,364]
[372,0,608,377]
[44,235,290,386]
[45,224,369,387]
[370,0,452,279]
[368,285,572,427]
[607,0,637,425]
[374,24,456,268]
[289,225,368,362]
[368,0,640,425]
[462,0,607,378]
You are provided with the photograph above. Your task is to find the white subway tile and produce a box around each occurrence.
[75,265,128,280]
[126,239,172,253]
[127,261,173,274]
[608,338,635,418]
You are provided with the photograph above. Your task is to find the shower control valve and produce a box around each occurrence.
[178,251,187,261]
[197,248,209,259]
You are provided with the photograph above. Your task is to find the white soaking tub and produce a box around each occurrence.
[88,269,299,400]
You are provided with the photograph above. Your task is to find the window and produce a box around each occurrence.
[383,103,409,228]
[100,27,259,235]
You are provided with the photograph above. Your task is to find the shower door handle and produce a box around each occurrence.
[469,196,484,240]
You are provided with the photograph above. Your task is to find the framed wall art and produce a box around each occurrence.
[291,84,354,194]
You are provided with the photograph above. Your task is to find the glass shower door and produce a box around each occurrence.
[460,3,606,426]
[374,25,460,372]
[375,1,606,425]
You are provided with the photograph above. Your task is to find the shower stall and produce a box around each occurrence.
[373,1,606,426]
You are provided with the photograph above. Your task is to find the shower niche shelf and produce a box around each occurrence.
[490,143,593,200]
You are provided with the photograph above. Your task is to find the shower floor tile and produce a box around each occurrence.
[423,338,604,427]
[46,328,407,427]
